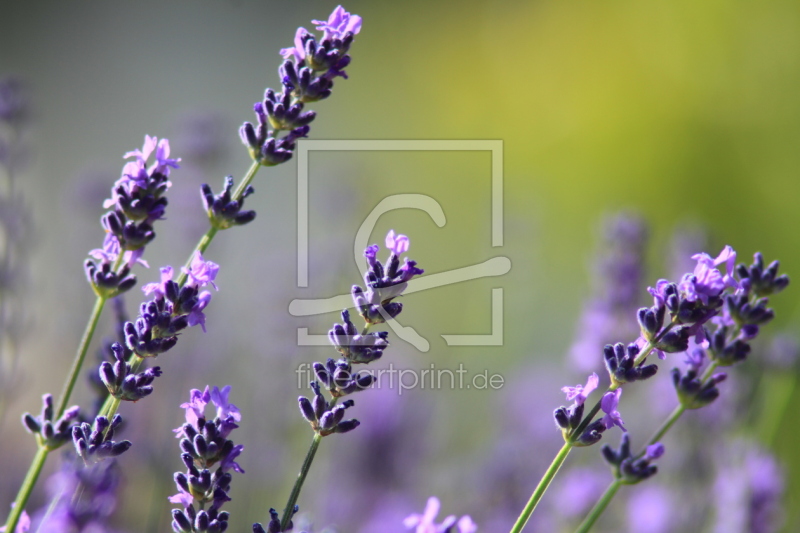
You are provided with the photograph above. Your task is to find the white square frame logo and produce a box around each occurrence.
[289,140,509,351]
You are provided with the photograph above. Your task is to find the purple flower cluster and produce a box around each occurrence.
[170,386,244,533]
[35,460,123,532]
[240,5,361,166]
[20,394,80,451]
[72,414,132,465]
[600,433,664,484]
[551,243,789,525]
[85,135,180,297]
[352,230,425,325]
[201,176,257,230]
[403,497,477,533]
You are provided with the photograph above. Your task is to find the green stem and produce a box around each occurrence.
[280,432,322,531]
[644,404,685,453]
[4,295,107,530]
[232,161,261,201]
[756,371,797,446]
[573,479,622,533]
[4,447,48,532]
[55,296,107,418]
[509,441,573,533]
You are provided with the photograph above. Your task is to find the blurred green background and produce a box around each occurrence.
[1,0,799,531]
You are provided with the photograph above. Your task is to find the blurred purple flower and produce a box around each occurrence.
[569,213,648,372]
[312,5,363,41]
[183,251,219,290]
[404,497,477,533]
[626,485,675,533]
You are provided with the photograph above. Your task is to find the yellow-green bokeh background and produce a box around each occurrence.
[2,1,800,531]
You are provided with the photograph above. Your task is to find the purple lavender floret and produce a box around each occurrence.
[72,414,131,465]
[562,373,599,407]
[183,251,220,291]
[170,386,244,533]
[201,175,257,229]
[352,230,424,325]
[600,389,626,431]
[98,341,162,401]
[240,5,361,166]
[403,497,478,533]
[20,393,80,451]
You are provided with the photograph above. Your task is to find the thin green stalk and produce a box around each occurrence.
[56,296,107,417]
[756,371,797,446]
[573,479,622,533]
[509,441,573,533]
[5,447,48,532]
[232,160,261,201]
[4,295,107,532]
[280,432,322,531]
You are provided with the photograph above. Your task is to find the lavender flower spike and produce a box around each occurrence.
[170,385,245,533]
[562,373,599,407]
[404,497,478,533]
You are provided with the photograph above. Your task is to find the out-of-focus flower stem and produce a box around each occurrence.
[510,441,573,533]
[281,432,323,531]
[573,478,622,533]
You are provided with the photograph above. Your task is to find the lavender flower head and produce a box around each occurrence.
[352,230,425,325]
[86,135,181,297]
[170,386,244,533]
[404,497,477,533]
[241,5,362,165]
[36,460,123,532]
